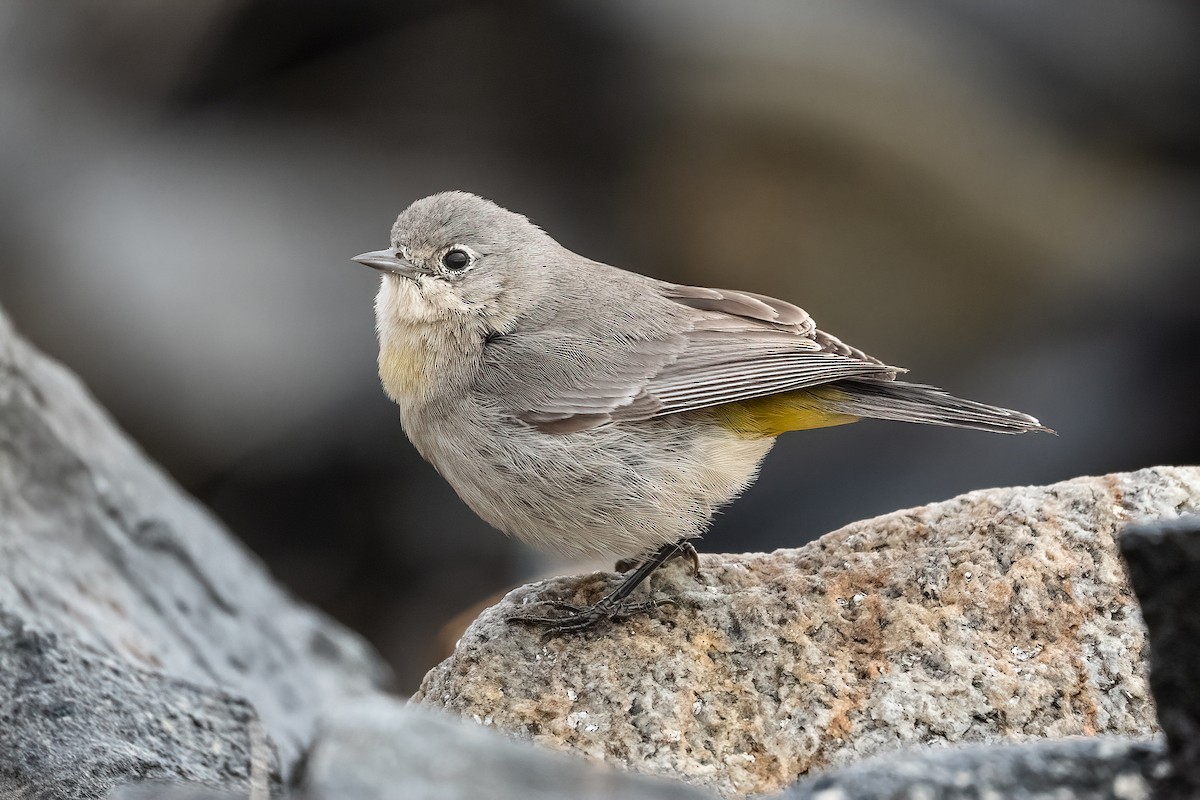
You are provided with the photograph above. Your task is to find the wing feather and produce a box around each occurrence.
[662,284,816,333]
[478,279,896,433]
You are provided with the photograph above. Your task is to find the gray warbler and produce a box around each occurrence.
[354,191,1050,632]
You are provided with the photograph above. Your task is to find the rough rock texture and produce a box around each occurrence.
[776,735,1173,800]
[416,466,1200,797]
[1120,515,1200,795]
[762,513,1200,800]
[0,306,389,792]
[301,697,714,800]
[0,614,276,800]
[106,788,243,800]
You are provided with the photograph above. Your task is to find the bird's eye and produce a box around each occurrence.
[442,248,471,271]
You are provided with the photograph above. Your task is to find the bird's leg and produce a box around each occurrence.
[508,539,698,633]
[616,540,700,576]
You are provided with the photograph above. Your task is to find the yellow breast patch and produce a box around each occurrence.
[378,339,432,401]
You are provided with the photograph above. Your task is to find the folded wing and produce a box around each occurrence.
[480,281,898,434]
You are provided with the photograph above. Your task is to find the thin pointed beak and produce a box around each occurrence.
[352,248,420,278]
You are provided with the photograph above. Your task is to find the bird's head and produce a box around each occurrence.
[355,191,556,334]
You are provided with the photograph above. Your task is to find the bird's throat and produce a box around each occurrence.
[374,275,478,407]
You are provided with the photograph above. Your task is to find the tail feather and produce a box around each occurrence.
[827,379,1054,435]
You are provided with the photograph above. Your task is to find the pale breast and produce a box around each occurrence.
[374,275,478,407]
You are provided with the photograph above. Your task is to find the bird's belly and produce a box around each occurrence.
[407,406,773,559]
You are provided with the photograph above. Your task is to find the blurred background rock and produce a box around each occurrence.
[1,0,1196,691]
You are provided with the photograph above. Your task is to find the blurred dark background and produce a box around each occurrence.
[1,1,1197,692]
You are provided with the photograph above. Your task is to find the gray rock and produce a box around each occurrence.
[776,735,1173,800]
[301,697,713,800]
[0,613,276,800]
[416,467,1200,796]
[0,306,388,787]
[1119,515,1200,794]
[106,788,244,800]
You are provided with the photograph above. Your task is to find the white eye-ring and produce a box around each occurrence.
[441,245,475,272]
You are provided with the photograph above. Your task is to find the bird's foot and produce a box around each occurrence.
[507,596,674,634]
[508,539,696,634]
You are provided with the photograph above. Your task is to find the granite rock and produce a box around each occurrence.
[415,466,1200,796]
[0,304,388,791]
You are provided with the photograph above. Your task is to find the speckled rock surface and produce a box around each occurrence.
[415,466,1200,797]
[0,613,277,800]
